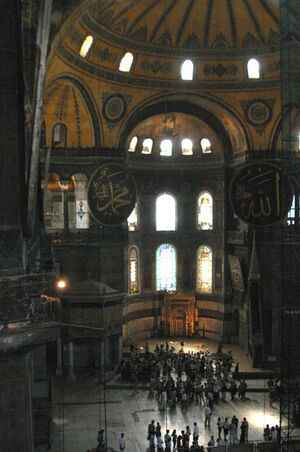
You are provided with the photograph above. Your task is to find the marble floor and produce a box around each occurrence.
[49,378,280,452]
[47,339,286,452]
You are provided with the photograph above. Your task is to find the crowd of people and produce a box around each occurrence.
[91,342,281,451]
[119,341,248,410]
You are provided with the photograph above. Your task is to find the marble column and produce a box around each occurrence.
[67,341,76,382]
[56,335,63,376]
[118,335,123,362]
[104,337,110,365]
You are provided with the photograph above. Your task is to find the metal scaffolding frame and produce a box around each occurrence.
[280,0,300,450]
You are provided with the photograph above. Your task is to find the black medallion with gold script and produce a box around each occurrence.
[229,163,292,227]
[87,163,136,226]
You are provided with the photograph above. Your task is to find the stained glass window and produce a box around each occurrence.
[197,246,212,293]
[127,204,137,231]
[129,247,139,294]
[197,192,213,230]
[128,136,138,152]
[181,59,194,80]
[160,139,172,156]
[156,244,176,291]
[200,138,212,154]
[181,138,193,155]
[247,58,260,79]
[156,193,176,231]
[142,138,153,154]
[119,52,134,72]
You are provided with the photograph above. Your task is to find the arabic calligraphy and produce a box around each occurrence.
[88,164,136,226]
[230,163,291,227]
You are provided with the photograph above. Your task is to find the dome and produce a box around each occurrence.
[50,0,280,87]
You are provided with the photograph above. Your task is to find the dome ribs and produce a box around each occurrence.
[243,0,266,44]
[204,0,214,48]
[175,0,197,47]
[259,0,280,26]
[109,0,144,27]
[226,0,237,47]
[127,0,162,36]
[149,0,178,44]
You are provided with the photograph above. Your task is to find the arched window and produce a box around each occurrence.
[128,136,138,152]
[160,139,172,156]
[156,193,176,231]
[156,244,176,291]
[247,58,260,79]
[181,138,193,155]
[43,173,63,229]
[127,203,137,231]
[129,246,140,294]
[142,138,153,154]
[119,52,134,72]
[181,59,194,80]
[79,35,94,58]
[197,246,212,293]
[197,192,213,230]
[200,138,212,154]
[71,173,89,229]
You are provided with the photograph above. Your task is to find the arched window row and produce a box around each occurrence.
[128,136,212,156]
[43,172,89,230]
[78,40,262,81]
[128,243,213,295]
[129,192,213,232]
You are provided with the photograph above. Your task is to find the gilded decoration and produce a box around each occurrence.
[240,98,275,135]
[87,163,136,227]
[229,163,292,227]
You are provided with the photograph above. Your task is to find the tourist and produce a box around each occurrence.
[119,433,125,450]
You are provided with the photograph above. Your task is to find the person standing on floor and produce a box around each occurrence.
[164,429,171,452]
[223,417,230,441]
[193,422,199,444]
[171,429,177,450]
[119,433,125,451]
[204,404,211,428]
[243,417,249,442]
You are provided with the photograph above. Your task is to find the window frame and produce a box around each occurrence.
[180,59,195,81]
[128,245,140,295]
[196,245,213,294]
[196,191,213,230]
[156,243,177,292]
[156,192,177,231]
[246,58,261,80]
[160,138,173,157]
[119,51,134,73]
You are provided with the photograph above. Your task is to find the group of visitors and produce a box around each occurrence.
[119,341,248,411]
[263,424,281,442]
[147,414,251,451]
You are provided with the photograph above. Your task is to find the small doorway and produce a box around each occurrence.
[172,308,186,337]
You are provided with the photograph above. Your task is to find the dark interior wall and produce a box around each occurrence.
[54,243,125,291]
[0,354,33,451]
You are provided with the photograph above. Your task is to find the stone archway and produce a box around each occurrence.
[171,307,187,337]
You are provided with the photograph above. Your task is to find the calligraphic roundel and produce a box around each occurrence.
[229,163,292,227]
[87,163,136,226]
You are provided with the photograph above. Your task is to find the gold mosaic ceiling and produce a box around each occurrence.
[66,0,279,53]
